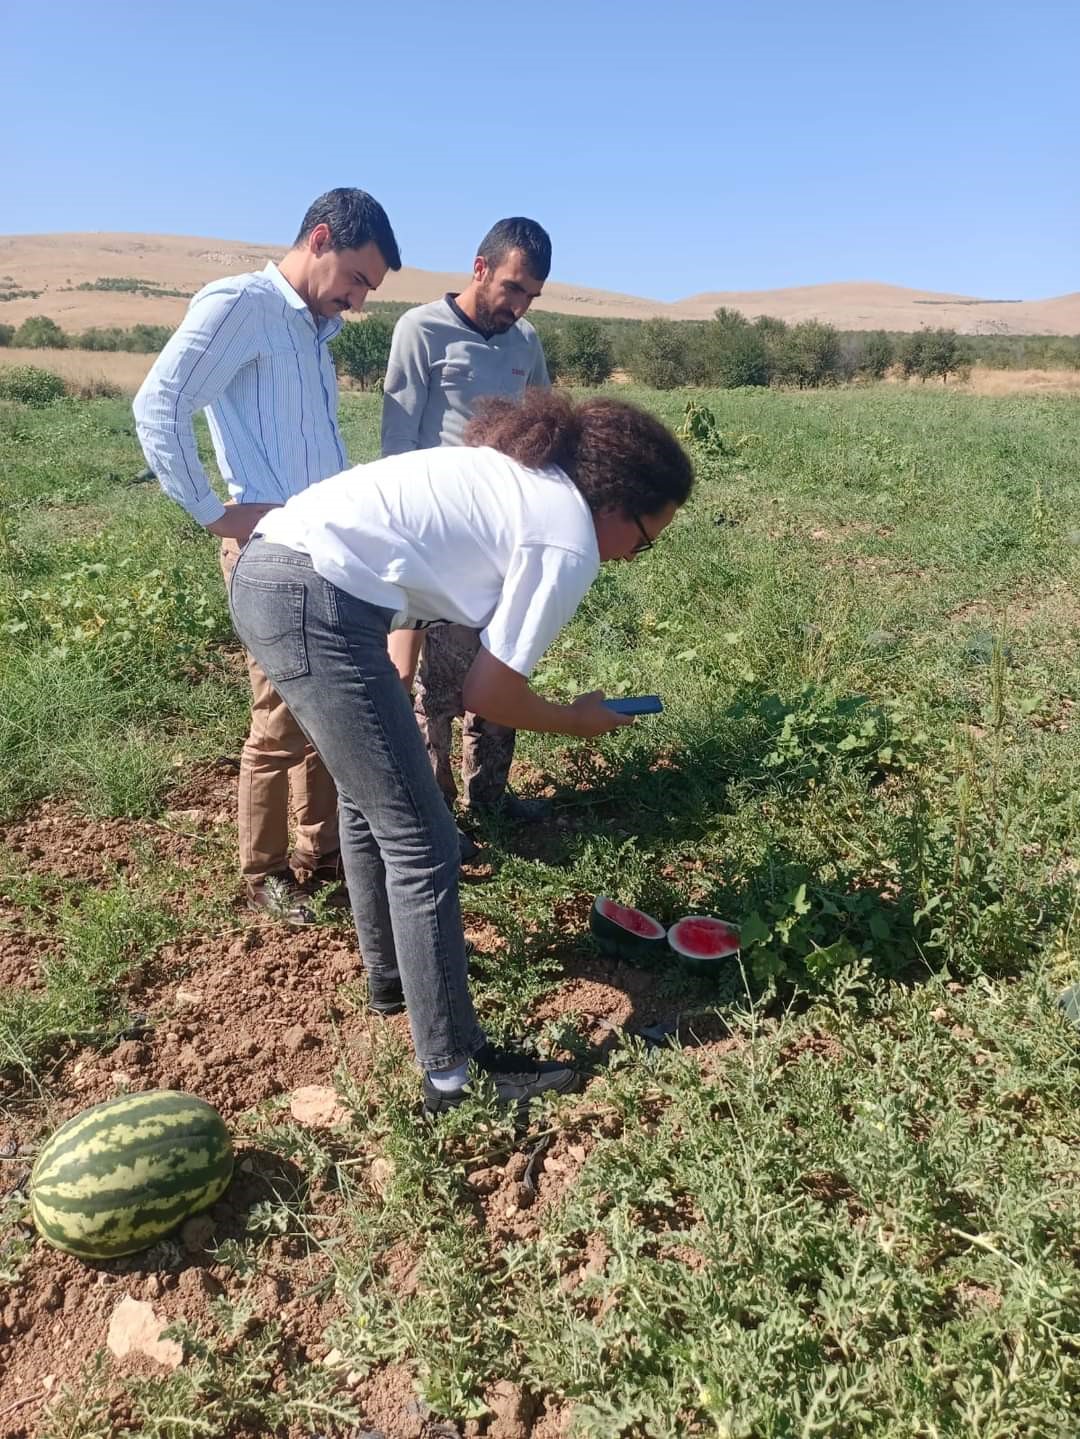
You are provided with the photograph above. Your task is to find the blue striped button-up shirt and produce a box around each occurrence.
[133,263,346,525]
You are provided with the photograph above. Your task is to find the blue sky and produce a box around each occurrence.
[3,0,1077,301]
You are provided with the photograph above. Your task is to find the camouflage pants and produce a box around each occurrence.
[413,625,516,809]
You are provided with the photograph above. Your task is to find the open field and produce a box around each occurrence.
[6,345,1080,401]
[958,366,1080,396]
[1,384,1079,1436]
[3,232,1080,332]
[0,347,156,393]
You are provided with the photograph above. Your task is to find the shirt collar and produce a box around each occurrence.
[265,262,308,311]
[445,292,493,341]
[264,262,343,340]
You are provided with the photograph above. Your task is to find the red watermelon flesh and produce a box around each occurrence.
[667,916,740,959]
[595,898,666,938]
[590,897,668,963]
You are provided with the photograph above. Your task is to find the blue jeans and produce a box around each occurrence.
[228,540,486,1071]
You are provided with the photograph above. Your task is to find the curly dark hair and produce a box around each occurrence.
[463,390,693,518]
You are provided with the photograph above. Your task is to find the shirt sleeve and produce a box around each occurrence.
[528,332,551,389]
[132,287,259,525]
[380,312,431,456]
[480,544,598,677]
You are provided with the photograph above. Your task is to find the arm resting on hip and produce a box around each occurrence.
[206,503,279,542]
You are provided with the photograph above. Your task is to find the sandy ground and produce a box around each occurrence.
[2,232,1079,334]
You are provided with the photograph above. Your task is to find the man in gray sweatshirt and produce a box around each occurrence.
[381,219,553,844]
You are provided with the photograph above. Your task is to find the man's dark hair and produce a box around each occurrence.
[477,217,552,282]
[465,390,693,519]
[295,188,402,271]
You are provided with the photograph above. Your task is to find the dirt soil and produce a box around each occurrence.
[0,765,735,1438]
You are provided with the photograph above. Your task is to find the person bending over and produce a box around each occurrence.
[228,389,693,1115]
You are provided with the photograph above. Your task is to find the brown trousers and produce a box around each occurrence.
[413,624,516,809]
[220,539,339,887]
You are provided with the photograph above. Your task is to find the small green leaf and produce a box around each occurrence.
[738,911,771,947]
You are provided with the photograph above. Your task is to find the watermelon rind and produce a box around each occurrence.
[667,915,744,991]
[590,896,668,965]
[30,1089,234,1261]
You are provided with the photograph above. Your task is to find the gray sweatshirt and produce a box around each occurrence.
[381,295,549,455]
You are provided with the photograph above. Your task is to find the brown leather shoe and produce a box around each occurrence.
[247,871,317,927]
[295,853,351,911]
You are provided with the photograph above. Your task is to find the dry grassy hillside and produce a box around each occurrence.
[1,233,1078,335]
[0,232,665,330]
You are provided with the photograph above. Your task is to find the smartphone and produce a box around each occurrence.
[603,695,664,716]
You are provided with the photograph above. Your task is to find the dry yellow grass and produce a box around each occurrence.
[2,231,1080,332]
[958,366,1080,396]
[0,346,154,394]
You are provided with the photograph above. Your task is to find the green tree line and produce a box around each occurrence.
[5,307,1080,386]
[0,316,175,352]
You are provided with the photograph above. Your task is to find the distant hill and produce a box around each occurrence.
[1,233,1077,336]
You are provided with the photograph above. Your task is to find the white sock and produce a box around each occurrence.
[426,1062,469,1093]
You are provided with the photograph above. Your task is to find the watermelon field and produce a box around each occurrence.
[1,380,1079,1437]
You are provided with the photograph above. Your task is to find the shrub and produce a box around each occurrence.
[0,323,14,348]
[124,324,174,353]
[75,276,191,298]
[856,330,894,379]
[0,365,68,405]
[694,310,771,387]
[76,327,127,352]
[331,315,393,390]
[68,375,124,400]
[62,324,173,353]
[900,328,970,383]
[771,320,843,388]
[529,315,563,383]
[561,318,614,385]
[14,315,67,349]
[626,318,692,389]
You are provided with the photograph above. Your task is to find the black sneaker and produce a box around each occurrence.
[367,977,406,1016]
[423,1041,583,1115]
[247,871,317,927]
[457,825,481,863]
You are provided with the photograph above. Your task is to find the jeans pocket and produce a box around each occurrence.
[231,576,310,683]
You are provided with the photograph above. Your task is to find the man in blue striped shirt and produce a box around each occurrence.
[134,188,401,924]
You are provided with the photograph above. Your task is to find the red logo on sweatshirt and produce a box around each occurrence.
[512,367,526,377]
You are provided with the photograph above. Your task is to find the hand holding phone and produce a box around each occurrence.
[602,695,664,716]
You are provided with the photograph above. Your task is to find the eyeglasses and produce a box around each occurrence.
[631,514,655,556]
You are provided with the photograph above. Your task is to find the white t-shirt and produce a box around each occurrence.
[254,446,600,678]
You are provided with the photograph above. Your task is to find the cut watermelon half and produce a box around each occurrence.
[667,915,741,978]
[590,896,668,965]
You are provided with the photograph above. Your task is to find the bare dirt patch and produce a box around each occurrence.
[948,580,1080,635]
[0,763,745,1434]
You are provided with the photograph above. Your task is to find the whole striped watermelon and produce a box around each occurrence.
[30,1090,234,1260]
